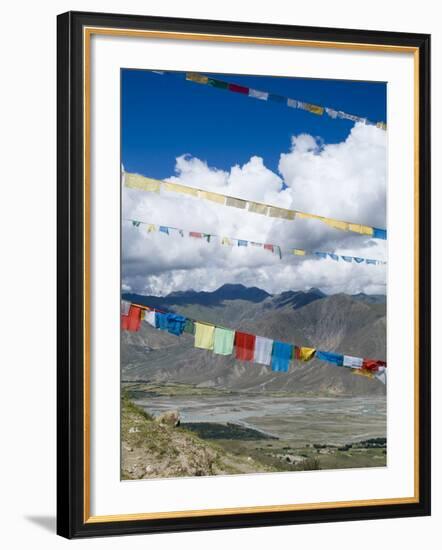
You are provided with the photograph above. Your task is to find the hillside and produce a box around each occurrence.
[122,285,386,396]
[121,396,274,479]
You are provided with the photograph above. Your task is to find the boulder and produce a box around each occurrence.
[155,410,180,427]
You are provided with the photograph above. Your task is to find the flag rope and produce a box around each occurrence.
[125,218,386,266]
[122,300,387,382]
[124,172,387,240]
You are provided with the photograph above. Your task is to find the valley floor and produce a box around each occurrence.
[121,383,387,479]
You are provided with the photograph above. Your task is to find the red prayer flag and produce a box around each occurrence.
[362,359,386,372]
[122,305,142,332]
[228,83,249,95]
[264,244,274,252]
[189,231,203,238]
[234,331,256,361]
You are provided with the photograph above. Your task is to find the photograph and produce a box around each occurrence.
[120,68,388,480]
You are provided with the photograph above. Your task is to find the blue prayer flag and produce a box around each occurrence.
[373,227,387,240]
[271,342,292,372]
[316,350,344,366]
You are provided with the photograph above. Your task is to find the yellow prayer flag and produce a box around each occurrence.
[293,249,306,256]
[323,218,350,231]
[221,237,233,246]
[124,173,161,193]
[268,206,296,220]
[376,121,387,130]
[353,368,374,379]
[298,347,316,361]
[305,103,325,115]
[163,181,199,197]
[225,196,247,209]
[146,224,156,233]
[194,322,215,350]
[348,223,374,236]
[186,72,209,84]
[248,202,269,215]
[199,190,225,204]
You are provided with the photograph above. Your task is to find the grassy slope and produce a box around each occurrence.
[121,396,275,479]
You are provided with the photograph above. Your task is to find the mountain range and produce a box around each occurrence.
[122,284,386,396]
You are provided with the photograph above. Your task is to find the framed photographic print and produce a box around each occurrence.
[57,11,431,538]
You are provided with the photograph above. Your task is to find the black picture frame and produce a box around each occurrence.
[57,10,431,539]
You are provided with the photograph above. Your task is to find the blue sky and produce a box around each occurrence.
[121,69,387,296]
[121,69,386,179]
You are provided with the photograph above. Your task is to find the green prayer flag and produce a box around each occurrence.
[213,327,235,355]
[207,78,229,89]
[183,319,195,335]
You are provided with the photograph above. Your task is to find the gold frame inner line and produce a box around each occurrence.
[82,26,420,524]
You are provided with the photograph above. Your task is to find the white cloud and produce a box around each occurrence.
[122,123,387,296]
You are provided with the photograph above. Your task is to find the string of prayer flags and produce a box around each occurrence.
[127,218,386,265]
[184,72,386,129]
[121,301,386,383]
[124,172,387,240]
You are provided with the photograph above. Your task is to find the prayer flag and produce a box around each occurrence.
[293,249,306,256]
[353,369,375,379]
[122,306,141,332]
[199,190,225,204]
[341,256,353,262]
[264,244,274,252]
[287,98,298,109]
[146,224,156,233]
[155,311,169,331]
[125,173,161,193]
[353,257,365,263]
[249,88,269,101]
[186,72,208,84]
[194,322,215,350]
[228,83,249,95]
[248,202,269,215]
[366,259,377,265]
[213,327,235,355]
[237,240,248,247]
[207,78,228,89]
[132,220,141,227]
[348,223,374,236]
[226,196,247,209]
[305,103,324,115]
[343,355,363,369]
[295,346,316,361]
[159,226,169,235]
[121,300,131,316]
[190,231,203,239]
[362,359,386,372]
[373,227,387,240]
[271,342,292,372]
[268,206,295,220]
[235,332,256,361]
[325,107,338,119]
[375,366,387,385]
[314,252,328,259]
[163,181,199,197]
[183,318,195,335]
[316,350,343,366]
[329,253,339,261]
[323,218,350,231]
[221,237,233,246]
[144,310,156,327]
[253,336,273,366]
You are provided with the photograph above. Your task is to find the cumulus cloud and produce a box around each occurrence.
[122,123,387,296]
